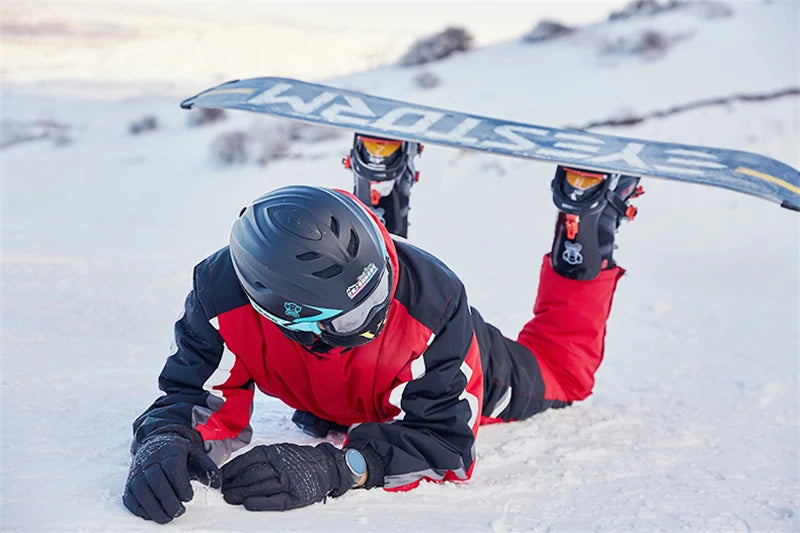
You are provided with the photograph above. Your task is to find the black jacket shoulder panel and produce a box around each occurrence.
[195,246,249,319]
[392,239,464,333]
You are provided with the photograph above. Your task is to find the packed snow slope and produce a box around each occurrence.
[2,2,798,531]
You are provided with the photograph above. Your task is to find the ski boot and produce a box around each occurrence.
[344,133,422,238]
[550,166,644,280]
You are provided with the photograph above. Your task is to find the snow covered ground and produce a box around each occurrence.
[1,2,798,531]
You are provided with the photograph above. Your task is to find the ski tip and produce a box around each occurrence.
[180,79,243,110]
[780,200,800,213]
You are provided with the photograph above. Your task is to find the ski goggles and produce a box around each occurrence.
[323,263,392,335]
[247,263,392,336]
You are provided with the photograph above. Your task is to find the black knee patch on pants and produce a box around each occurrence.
[472,307,568,421]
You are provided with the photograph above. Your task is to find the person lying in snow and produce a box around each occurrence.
[123,135,643,524]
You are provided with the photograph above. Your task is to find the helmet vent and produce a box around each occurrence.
[347,229,359,258]
[330,217,340,237]
[313,264,343,279]
[296,251,320,261]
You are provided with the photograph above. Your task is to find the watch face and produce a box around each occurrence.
[345,448,367,477]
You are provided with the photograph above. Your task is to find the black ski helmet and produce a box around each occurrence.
[230,185,390,337]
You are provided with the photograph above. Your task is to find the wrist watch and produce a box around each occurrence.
[344,448,367,487]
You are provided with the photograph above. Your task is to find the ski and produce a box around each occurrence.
[181,77,800,211]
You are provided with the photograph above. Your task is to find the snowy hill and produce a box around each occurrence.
[1,2,798,531]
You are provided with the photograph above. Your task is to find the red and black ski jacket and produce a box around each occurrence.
[132,221,484,490]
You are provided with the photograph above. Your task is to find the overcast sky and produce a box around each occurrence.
[3,1,632,86]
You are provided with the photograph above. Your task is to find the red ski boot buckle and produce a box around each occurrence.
[565,214,580,240]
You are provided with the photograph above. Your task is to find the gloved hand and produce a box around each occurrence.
[123,425,221,524]
[222,442,352,511]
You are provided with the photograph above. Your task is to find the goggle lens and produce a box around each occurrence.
[324,264,391,334]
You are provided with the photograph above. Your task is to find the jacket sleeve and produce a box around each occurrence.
[345,284,484,491]
[131,256,255,465]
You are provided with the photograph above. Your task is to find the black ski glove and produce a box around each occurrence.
[123,425,221,524]
[221,442,352,511]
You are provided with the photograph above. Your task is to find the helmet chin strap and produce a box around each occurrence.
[278,328,319,348]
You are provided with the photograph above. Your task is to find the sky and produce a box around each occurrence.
[1,1,632,88]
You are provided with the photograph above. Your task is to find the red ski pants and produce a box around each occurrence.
[476,255,624,423]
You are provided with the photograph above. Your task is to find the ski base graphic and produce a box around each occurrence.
[181,77,800,211]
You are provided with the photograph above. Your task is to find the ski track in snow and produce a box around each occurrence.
[1,2,798,531]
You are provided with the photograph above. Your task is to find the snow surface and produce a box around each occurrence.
[2,2,798,531]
